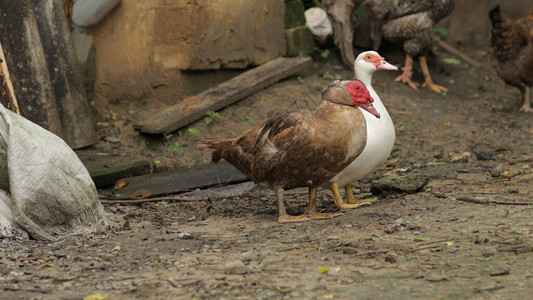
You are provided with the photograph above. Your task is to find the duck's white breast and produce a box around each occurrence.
[328,88,395,187]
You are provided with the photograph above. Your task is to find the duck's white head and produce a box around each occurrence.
[354,51,397,86]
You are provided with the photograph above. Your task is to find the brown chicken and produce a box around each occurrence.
[490,5,533,112]
[198,80,378,223]
[363,0,456,93]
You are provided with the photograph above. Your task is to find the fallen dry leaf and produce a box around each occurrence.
[114,179,128,189]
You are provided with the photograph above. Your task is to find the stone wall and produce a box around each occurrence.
[92,0,285,104]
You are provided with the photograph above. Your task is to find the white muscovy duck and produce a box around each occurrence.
[326,51,397,209]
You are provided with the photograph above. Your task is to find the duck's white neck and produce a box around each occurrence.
[355,68,374,88]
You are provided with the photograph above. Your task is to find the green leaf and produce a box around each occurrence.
[318,267,329,274]
[206,111,221,119]
[322,72,333,80]
[188,128,201,135]
[414,237,429,242]
[139,140,147,151]
[432,27,448,37]
[204,111,221,125]
[123,220,130,228]
[442,58,461,65]
[83,293,109,300]
[334,74,343,80]
[168,144,184,153]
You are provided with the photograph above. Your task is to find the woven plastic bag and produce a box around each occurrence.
[0,104,106,241]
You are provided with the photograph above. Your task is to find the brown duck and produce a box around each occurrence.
[198,80,378,223]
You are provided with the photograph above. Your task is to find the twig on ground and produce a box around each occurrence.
[497,245,533,253]
[474,285,505,293]
[411,245,443,252]
[0,40,20,114]
[456,196,532,206]
[99,195,211,204]
[353,250,389,257]
[437,39,483,68]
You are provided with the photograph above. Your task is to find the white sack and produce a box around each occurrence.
[0,104,106,241]
[305,7,333,39]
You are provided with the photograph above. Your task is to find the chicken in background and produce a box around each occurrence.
[489,5,533,112]
[363,0,456,93]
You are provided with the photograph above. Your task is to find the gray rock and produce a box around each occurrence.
[370,175,430,194]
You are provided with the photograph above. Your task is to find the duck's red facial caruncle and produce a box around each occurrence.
[345,81,380,119]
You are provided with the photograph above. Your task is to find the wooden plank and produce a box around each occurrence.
[113,161,249,197]
[134,56,313,134]
[77,153,152,188]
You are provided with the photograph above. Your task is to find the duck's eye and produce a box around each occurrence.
[355,86,360,90]
[366,55,372,59]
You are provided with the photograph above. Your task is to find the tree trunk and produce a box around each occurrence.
[0,0,97,149]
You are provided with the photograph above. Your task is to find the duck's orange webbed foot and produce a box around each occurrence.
[278,214,310,223]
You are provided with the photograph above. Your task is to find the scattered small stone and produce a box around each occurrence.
[342,246,358,255]
[426,275,450,282]
[223,260,249,275]
[384,225,400,234]
[490,269,510,277]
[475,151,495,161]
[433,192,447,198]
[490,164,505,177]
[482,251,494,257]
[177,232,193,239]
[508,188,519,194]
[407,224,421,231]
[105,136,121,143]
[384,254,397,264]
[449,152,471,163]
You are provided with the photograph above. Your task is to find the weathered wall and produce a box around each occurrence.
[92,0,285,104]
[439,0,533,47]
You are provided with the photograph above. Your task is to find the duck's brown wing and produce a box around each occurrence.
[255,107,366,190]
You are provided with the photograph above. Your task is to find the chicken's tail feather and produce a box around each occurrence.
[198,138,233,163]
[489,5,503,26]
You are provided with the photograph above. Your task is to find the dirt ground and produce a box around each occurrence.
[2,46,533,299]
